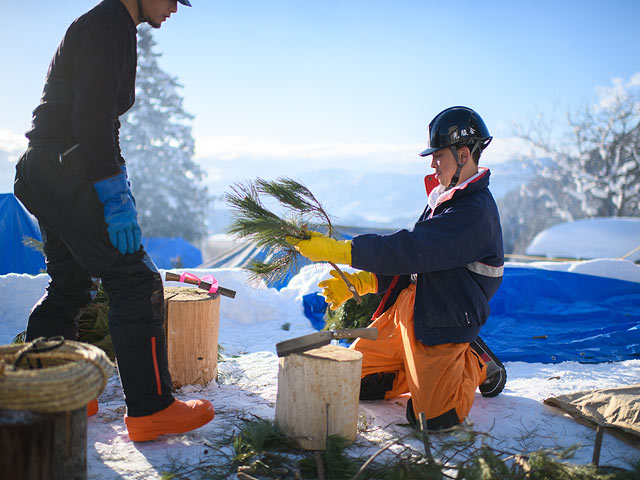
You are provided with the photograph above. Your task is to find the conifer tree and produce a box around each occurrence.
[120,26,208,243]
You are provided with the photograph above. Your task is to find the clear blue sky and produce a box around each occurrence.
[1,0,639,182]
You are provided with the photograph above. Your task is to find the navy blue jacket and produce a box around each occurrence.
[351,168,504,346]
[26,0,137,181]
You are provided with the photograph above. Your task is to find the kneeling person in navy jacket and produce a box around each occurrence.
[289,106,506,430]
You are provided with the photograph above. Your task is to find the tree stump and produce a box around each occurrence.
[0,407,86,480]
[164,287,220,388]
[275,345,363,450]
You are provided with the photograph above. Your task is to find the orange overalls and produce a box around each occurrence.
[351,283,487,427]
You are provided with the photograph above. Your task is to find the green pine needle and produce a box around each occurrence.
[22,236,45,254]
[255,177,333,235]
[225,177,336,286]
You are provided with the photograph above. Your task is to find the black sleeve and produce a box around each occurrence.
[71,24,130,180]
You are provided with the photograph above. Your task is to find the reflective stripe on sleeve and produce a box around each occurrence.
[466,261,504,278]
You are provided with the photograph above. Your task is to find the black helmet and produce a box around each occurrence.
[419,106,492,157]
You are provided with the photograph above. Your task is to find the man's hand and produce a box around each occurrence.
[286,231,352,265]
[93,172,141,255]
[318,270,377,310]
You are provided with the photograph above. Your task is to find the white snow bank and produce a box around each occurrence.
[526,217,640,262]
[0,272,49,344]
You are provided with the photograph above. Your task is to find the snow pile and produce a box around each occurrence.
[526,217,640,262]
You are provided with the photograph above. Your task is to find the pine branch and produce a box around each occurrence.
[225,181,308,246]
[22,236,44,255]
[225,180,311,286]
[255,177,334,237]
[225,178,361,302]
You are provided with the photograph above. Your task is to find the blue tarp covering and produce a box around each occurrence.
[142,236,203,270]
[0,194,200,274]
[301,266,640,364]
[0,193,45,275]
[302,292,328,330]
[483,267,640,363]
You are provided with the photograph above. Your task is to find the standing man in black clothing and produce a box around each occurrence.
[14,0,215,442]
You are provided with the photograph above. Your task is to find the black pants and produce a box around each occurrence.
[14,144,174,417]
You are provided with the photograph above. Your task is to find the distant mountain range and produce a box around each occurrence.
[207,158,536,233]
[0,139,535,234]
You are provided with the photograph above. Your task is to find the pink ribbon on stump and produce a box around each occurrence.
[178,272,219,294]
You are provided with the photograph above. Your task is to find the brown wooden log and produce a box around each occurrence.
[164,287,220,388]
[0,407,87,480]
[275,344,362,450]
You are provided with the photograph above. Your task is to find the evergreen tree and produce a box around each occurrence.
[120,26,208,243]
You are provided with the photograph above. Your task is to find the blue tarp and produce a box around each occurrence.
[483,267,640,363]
[302,292,328,330]
[301,266,640,364]
[0,193,45,275]
[142,236,202,270]
[0,194,200,275]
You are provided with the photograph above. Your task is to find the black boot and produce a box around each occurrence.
[406,397,460,431]
[360,372,396,400]
[471,336,507,397]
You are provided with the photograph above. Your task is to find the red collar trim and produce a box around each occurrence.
[424,167,489,203]
[424,174,440,196]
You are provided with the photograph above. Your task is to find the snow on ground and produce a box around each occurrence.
[1,260,640,478]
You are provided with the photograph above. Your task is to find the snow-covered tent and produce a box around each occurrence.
[200,239,311,290]
[526,217,640,262]
[200,225,399,290]
[0,193,45,275]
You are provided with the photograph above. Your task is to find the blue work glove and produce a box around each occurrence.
[93,172,141,255]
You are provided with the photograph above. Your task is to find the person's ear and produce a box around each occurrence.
[459,146,470,165]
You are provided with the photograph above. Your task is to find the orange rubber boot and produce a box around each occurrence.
[124,399,215,442]
[87,399,99,417]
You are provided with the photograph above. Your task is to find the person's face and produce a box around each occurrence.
[430,147,458,187]
[143,0,179,28]
[430,146,471,187]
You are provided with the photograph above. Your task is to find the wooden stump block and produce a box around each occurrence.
[275,344,363,450]
[164,287,220,388]
[0,407,86,480]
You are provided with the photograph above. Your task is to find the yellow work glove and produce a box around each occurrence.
[318,270,377,310]
[286,231,352,265]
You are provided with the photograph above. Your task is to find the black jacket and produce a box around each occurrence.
[352,168,504,346]
[26,0,137,181]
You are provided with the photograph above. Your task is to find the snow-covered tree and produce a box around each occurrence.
[497,176,579,254]
[517,77,640,221]
[499,76,640,254]
[120,26,208,243]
